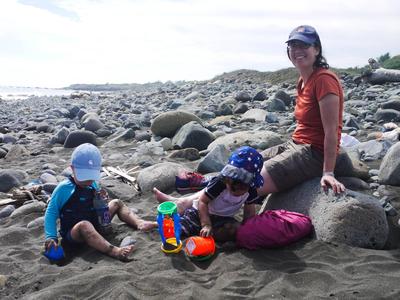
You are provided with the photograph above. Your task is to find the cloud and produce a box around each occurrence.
[18,0,80,20]
[0,0,399,87]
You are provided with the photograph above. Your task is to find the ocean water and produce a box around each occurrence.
[0,86,76,101]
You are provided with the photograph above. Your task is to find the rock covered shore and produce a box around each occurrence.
[1,69,400,299]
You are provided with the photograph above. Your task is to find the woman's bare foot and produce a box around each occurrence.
[153,187,174,203]
[137,220,158,232]
[109,245,135,262]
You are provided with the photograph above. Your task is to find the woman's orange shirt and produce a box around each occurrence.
[292,68,344,153]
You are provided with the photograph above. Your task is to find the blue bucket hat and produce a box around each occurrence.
[220,146,264,188]
[286,25,319,45]
[71,143,102,181]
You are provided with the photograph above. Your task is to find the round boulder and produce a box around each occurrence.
[150,111,202,138]
[137,162,186,193]
[207,130,283,152]
[265,178,388,249]
[63,130,97,148]
[0,169,27,192]
[379,141,400,185]
[172,121,215,151]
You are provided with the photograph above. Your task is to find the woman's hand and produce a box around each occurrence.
[321,173,345,194]
[200,224,212,237]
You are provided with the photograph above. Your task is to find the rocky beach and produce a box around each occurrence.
[1,68,400,299]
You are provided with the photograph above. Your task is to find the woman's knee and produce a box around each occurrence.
[258,166,279,195]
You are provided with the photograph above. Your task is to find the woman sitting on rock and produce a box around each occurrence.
[258,25,346,197]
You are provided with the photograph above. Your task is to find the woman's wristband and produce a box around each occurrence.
[322,171,335,177]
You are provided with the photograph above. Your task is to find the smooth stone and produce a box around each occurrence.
[27,216,45,229]
[120,236,137,247]
[0,205,16,219]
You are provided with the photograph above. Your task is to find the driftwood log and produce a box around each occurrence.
[363,68,400,84]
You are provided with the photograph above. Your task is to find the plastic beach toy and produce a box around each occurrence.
[43,244,65,261]
[157,201,182,253]
[184,236,215,261]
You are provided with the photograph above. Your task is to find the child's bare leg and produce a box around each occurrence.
[153,188,201,214]
[108,199,157,231]
[70,220,135,261]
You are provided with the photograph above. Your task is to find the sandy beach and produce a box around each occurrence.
[1,70,400,299]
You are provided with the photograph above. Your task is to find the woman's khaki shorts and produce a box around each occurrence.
[262,140,324,192]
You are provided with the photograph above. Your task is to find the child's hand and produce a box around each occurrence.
[44,238,58,251]
[200,224,212,237]
[98,188,110,202]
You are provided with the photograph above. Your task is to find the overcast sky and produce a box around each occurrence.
[0,0,399,87]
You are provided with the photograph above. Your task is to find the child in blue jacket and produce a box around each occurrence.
[44,143,157,261]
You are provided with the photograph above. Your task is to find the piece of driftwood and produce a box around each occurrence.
[107,167,137,183]
[103,166,139,191]
[361,68,400,84]
[0,198,20,207]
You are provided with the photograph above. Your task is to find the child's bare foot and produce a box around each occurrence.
[137,220,158,232]
[153,187,174,203]
[109,245,135,262]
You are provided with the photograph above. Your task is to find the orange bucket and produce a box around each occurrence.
[185,236,215,257]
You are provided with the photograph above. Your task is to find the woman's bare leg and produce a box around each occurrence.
[257,166,279,196]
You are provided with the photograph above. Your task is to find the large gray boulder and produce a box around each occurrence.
[83,116,104,132]
[0,169,28,192]
[64,130,98,148]
[137,162,186,193]
[10,201,46,219]
[172,121,215,151]
[50,127,70,145]
[4,145,29,161]
[375,109,400,122]
[150,111,202,138]
[379,141,400,185]
[207,130,283,152]
[264,178,388,249]
[197,144,230,174]
[241,109,267,122]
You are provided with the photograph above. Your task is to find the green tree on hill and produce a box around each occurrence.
[377,52,391,64]
[382,55,400,70]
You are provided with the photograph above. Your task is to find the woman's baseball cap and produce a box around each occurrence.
[71,143,102,181]
[220,146,264,188]
[286,25,319,45]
